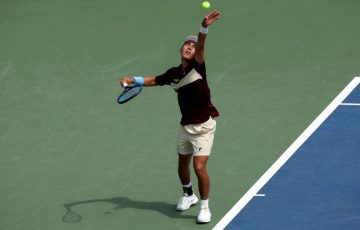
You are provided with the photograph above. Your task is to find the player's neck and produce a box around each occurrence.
[181,59,190,71]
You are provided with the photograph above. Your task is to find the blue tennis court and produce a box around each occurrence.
[214,77,360,229]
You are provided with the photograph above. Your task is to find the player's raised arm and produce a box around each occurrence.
[195,10,221,65]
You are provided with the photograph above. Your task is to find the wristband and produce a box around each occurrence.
[200,26,208,35]
[132,76,145,86]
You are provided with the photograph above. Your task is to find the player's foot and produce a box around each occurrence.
[176,193,198,211]
[197,206,211,224]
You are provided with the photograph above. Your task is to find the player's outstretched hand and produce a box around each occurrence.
[120,77,134,87]
[202,10,221,27]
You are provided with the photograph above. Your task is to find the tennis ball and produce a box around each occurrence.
[202,1,210,9]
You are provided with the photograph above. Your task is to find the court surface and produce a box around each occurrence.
[1,1,360,229]
[214,77,360,229]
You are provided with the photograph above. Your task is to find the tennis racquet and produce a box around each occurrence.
[117,82,142,104]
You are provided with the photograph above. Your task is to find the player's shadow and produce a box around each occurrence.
[62,197,194,223]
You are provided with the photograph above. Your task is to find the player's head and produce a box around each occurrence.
[184,35,198,44]
[180,35,197,61]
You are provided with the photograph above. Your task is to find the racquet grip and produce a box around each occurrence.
[123,82,128,87]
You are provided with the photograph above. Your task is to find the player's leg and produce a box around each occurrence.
[191,117,216,223]
[193,155,212,224]
[176,125,199,211]
[176,153,199,211]
[193,156,210,200]
[178,153,192,186]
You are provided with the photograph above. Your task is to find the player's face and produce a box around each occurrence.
[180,41,196,60]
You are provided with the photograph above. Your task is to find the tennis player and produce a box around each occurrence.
[120,10,220,224]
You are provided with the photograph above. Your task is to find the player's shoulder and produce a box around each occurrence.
[166,64,181,73]
[191,58,205,67]
[192,59,206,73]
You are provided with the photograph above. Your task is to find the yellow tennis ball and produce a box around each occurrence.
[202,1,210,9]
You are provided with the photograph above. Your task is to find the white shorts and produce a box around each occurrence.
[177,117,217,156]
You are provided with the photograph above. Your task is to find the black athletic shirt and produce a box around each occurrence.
[155,59,219,125]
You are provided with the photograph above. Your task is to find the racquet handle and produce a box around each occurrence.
[122,82,128,88]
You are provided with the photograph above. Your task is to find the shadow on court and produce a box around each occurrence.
[62,197,194,223]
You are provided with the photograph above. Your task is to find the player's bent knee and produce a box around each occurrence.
[194,165,207,175]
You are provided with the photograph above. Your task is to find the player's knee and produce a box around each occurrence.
[178,161,190,172]
[178,164,189,173]
[194,164,207,176]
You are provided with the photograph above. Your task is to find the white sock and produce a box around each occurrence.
[182,182,192,188]
[200,199,209,208]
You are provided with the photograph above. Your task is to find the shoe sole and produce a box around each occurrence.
[197,220,211,224]
[197,216,211,224]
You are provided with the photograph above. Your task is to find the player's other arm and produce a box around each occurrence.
[195,10,221,65]
[120,76,158,87]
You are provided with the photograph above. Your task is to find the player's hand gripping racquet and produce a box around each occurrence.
[117,82,142,104]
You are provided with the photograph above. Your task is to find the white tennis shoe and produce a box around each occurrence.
[197,206,211,223]
[176,194,198,211]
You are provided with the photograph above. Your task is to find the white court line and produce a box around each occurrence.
[340,103,360,106]
[213,77,360,230]
[254,194,266,197]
